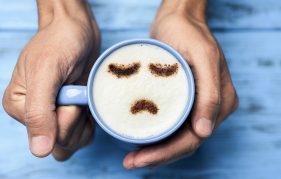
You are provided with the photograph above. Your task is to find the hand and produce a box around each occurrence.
[123,0,238,169]
[2,0,100,160]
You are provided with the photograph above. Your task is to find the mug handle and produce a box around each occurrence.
[57,85,88,105]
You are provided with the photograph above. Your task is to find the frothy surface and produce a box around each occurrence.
[93,43,189,140]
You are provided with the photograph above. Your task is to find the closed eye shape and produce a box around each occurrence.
[149,63,178,77]
[108,62,140,78]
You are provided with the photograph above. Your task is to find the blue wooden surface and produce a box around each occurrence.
[1,0,281,178]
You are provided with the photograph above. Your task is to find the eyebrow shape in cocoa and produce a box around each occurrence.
[108,62,140,78]
[149,63,178,77]
[130,99,158,115]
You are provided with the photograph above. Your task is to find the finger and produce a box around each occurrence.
[25,58,65,157]
[58,109,87,150]
[78,116,95,147]
[123,125,201,169]
[213,55,238,127]
[2,63,27,123]
[52,112,86,161]
[56,106,83,146]
[65,111,94,149]
[216,67,239,126]
[52,146,73,162]
[216,84,238,127]
[2,81,25,123]
[52,116,94,161]
[185,49,221,138]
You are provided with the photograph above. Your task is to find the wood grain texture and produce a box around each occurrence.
[0,0,280,179]
[0,0,281,30]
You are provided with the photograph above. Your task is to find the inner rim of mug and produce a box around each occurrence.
[87,39,195,144]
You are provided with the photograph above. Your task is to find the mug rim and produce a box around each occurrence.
[87,39,195,144]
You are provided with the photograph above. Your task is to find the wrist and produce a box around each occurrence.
[157,0,207,23]
[36,0,93,29]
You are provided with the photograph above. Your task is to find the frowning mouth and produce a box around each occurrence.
[130,99,158,115]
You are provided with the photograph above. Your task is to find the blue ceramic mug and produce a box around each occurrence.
[57,39,195,149]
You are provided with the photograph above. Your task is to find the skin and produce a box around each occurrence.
[2,0,238,168]
[2,0,100,160]
[123,0,238,169]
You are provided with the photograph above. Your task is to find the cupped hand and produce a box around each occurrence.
[123,6,238,169]
[2,7,100,160]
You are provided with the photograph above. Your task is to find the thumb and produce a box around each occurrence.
[190,60,221,138]
[25,60,64,157]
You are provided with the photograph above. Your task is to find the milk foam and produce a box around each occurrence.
[93,43,189,139]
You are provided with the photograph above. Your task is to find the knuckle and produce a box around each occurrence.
[230,88,239,112]
[205,91,221,109]
[180,50,192,63]
[2,88,19,119]
[25,110,50,129]
[205,41,220,60]
[2,89,12,115]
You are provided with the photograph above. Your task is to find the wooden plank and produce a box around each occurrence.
[0,0,281,30]
[0,30,280,178]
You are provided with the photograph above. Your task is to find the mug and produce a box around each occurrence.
[57,39,195,149]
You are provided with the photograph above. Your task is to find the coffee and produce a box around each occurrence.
[92,43,189,140]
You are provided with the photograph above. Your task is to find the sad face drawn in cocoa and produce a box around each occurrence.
[93,43,189,139]
[107,62,178,115]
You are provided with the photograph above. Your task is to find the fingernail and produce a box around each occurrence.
[195,118,213,137]
[30,136,52,157]
[124,157,134,170]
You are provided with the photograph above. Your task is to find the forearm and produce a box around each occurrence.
[36,0,93,29]
[158,0,207,22]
